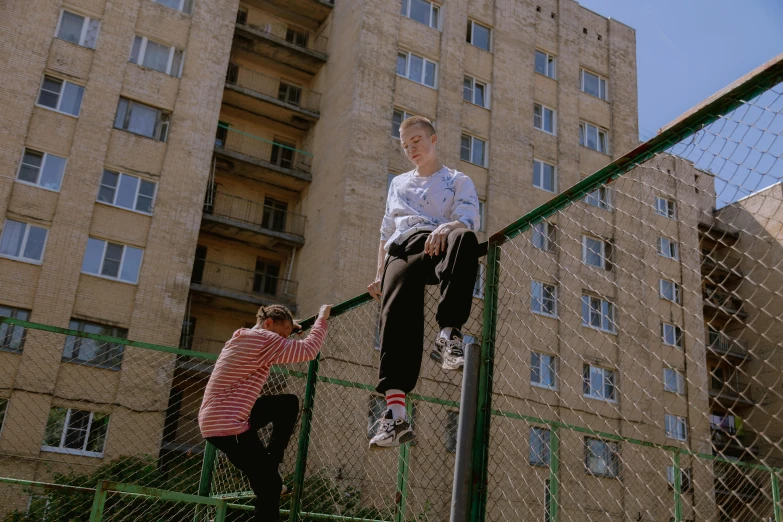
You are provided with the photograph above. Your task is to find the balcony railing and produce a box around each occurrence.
[710,426,758,454]
[191,259,297,304]
[205,191,306,239]
[181,337,225,357]
[713,461,765,500]
[707,331,750,359]
[703,288,745,316]
[226,63,321,113]
[236,4,328,55]
[215,124,312,173]
[709,378,754,405]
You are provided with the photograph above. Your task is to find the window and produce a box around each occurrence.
[215,121,229,148]
[392,108,414,138]
[64,320,127,370]
[27,495,52,519]
[581,295,615,333]
[286,27,309,47]
[81,238,144,284]
[396,51,437,88]
[42,407,110,457]
[16,149,67,191]
[0,306,30,353]
[55,10,100,48]
[179,316,196,350]
[534,103,556,134]
[460,134,486,167]
[580,69,608,100]
[665,414,687,441]
[37,76,84,117]
[0,398,7,433]
[445,410,459,452]
[583,365,616,401]
[662,323,683,348]
[473,264,486,299]
[277,81,302,106]
[0,220,48,264]
[191,245,207,284]
[262,198,288,232]
[579,122,609,153]
[531,352,556,389]
[130,36,184,77]
[533,159,556,192]
[114,98,170,142]
[585,438,619,477]
[466,20,491,51]
[529,427,551,466]
[655,196,677,219]
[271,139,296,169]
[666,466,692,491]
[97,170,157,214]
[585,186,611,210]
[153,0,194,14]
[531,282,557,318]
[535,50,556,79]
[401,0,439,29]
[478,200,486,232]
[463,76,489,108]
[253,259,281,296]
[664,368,685,394]
[660,279,681,304]
[582,235,611,270]
[532,222,555,252]
[658,237,679,260]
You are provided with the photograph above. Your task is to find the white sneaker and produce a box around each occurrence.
[369,409,415,450]
[434,330,465,371]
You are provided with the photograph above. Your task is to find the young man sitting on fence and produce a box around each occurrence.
[198,303,331,521]
[367,115,480,450]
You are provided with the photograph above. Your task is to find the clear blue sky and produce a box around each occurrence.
[578,0,783,140]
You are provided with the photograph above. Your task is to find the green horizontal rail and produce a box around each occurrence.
[218,123,313,156]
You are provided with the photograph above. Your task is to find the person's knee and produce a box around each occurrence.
[449,228,478,247]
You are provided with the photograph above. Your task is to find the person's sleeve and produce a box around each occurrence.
[450,175,481,232]
[380,179,396,241]
[259,318,328,365]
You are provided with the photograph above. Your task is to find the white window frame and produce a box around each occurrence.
[658,237,679,260]
[463,75,490,108]
[478,200,486,232]
[96,170,157,215]
[529,427,551,466]
[531,281,558,318]
[391,108,414,138]
[473,264,486,299]
[585,438,620,477]
[0,220,49,265]
[659,279,681,304]
[662,322,683,348]
[533,159,557,192]
[666,466,692,491]
[41,408,110,457]
[534,103,556,135]
[535,50,556,79]
[397,50,438,89]
[152,0,194,15]
[665,414,687,441]
[54,9,100,48]
[460,133,487,167]
[16,148,67,192]
[532,222,555,252]
[580,68,608,101]
[130,36,185,77]
[466,19,492,51]
[581,294,616,334]
[583,364,617,402]
[664,368,685,394]
[582,235,608,269]
[400,0,440,29]
[81,238,144,284]
[114,97,171,142]
[579,122,609,154]
[584,186,611,210]
[531,352,557,389]
[36,75,84,117]
[655,196,677,219]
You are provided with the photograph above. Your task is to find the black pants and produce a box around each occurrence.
[207,394,299,522]
[377,229,479,394]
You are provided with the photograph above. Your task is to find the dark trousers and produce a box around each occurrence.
[376,229,479,394]
[207,394,299,522]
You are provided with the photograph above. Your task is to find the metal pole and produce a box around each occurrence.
[451,341,481,522]
[548,426,560,522]
[88,481,108,522]
[673,451,682,522]
[773,470,782,522]
[394,402,414,522]
[289,354,321,522]
[194,442,218,522]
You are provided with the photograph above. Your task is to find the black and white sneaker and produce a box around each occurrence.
[433,330,465,371]
[369,409,415,450]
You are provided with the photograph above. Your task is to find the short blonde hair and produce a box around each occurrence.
[399,115,436,137]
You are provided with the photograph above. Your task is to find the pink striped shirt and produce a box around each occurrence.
[198,319,327,439]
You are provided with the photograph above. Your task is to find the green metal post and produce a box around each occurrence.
[773,471,782,522]
[215,499,228,522]
[673,451,682,522]
[394,403,413,522]
[289,354,321,522]
[88,481,108,522]
[548,426,560,522]
[194,441,218,522]
[469,243,501,522]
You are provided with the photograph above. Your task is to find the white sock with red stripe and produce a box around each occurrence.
[385,389,406,420]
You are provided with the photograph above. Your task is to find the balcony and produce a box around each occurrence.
[703,287,747,321]
[701,254,743,285]
[258,0,334,25]
[709,379,755,407]
[191,259,297,307]
[225,63,320,129]
[699,221,740,247]
[202,191,306,247]
[711,427,759,456]
[214,125,312,189]
[713,461,765,501]
[234,5,327,74]
[707,331,751,362]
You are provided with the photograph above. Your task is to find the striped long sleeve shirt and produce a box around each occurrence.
[198,318,327,439]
